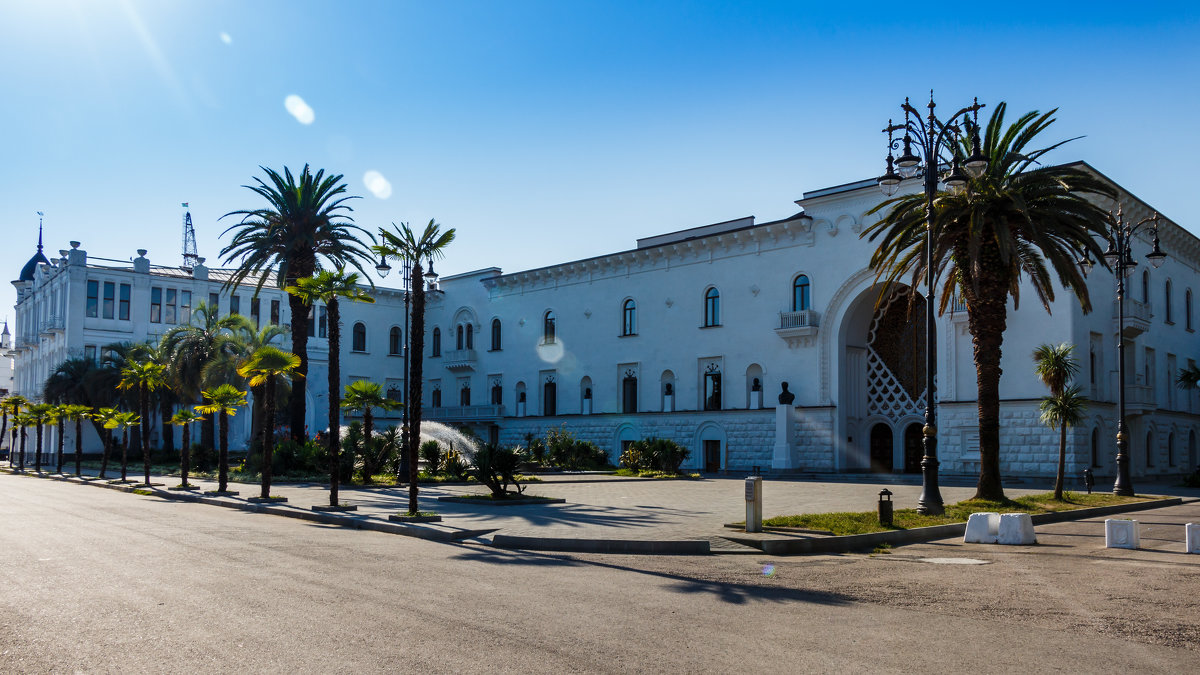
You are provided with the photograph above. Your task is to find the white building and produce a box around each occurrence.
[9,165,1200,479]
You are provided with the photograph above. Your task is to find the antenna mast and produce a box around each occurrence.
[181,202,199,270]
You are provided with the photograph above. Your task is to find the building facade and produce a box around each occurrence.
[9,165,1200,479]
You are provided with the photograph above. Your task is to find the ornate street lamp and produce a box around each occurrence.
[1079,206,1165,496]
[878,92,988,516]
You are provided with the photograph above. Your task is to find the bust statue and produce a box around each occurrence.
[777,381,795,405]
[751,378,762,392]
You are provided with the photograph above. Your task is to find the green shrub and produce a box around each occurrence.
[545,426,610,470]
[528,437,547,466]
[420,440,443,474]
[620,438,689,474]
[471,443,528,497]
[443,449,469,481]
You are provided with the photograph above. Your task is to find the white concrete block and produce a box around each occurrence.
[998,513,1037,545]
[1187,523,1200,554]
[1105,519,1140,549]
[964,512,1000,544]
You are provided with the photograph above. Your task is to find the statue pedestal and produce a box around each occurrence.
[582,399,592,415]
[663,394,673,412]
[751,390,763,409]
[772,404,796,470]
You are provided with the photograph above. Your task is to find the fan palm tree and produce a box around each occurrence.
[287,269,375,504]
[206,322,289,449]
[220,165,375,443]
[58,404,93,476]
[92,407,119,479]
[195,384,247,494]
[169,408,205,489]
[340,380,401,484]
[13,410,31,471]
[863,103,1115,501]
[119,361,167,486]
[27,403,54,473]
[1179,363,1200,391]
[50,404,67,473]
[375,219,455,514]
[4,395,27,466]
[106,411,141,483]
[1,396,12,458]
[1033,343,1087,499]
[237,346,301,499]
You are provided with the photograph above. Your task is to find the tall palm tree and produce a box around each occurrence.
[27,403,53,473]
[237,346,301,499]
[50,404,67,473]
[375,219,455,514]
[220,165,374,443]
[864,103,1115,501]
[206,322,289,449]
[195,384,247,494]
[288,270,375,504]
[13,411,31,471]
[107,411,141,483]
[170,408,205,489]
[1179,363,1200,391]
[93,407,119,479]
[4,395,27,466]
[340,380,401,484]
[1,396,11,457]
[119,361,167,486]
[1034,343,1085,499]
[162,303,251,452]
[58,404,93,476]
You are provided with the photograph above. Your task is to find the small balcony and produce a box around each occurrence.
[442,348,477,372]
[16,336,37,351]
[1115,298,1152,338]
[1123,383,1155,415]
[775,309,820,348]
[42,315,65,335]
[426,404,504,422]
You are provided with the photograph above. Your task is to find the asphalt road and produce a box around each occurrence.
[0,473,1195,673]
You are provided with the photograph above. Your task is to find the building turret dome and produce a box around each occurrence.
[18,222,49,282]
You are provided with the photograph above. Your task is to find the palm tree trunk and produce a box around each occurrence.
[74,418,84,476]
[18,427,26,471]
[407,264,426,515]
[968,277,1009,502]
[160,399,174,453]
[201,414,215,457]
[262,376,276,499]
[181,425,191,487]
[287,291,310,442]
[56,419,65,473]
[218,411,229,493]
[1,410,8,458]
[99,427,111,478]
[328,297,341,507]
[35,421,43,473]
[120,428,129,482]
[1054,423,1067,500]
[362,407,374,484]
[141,386,152,485]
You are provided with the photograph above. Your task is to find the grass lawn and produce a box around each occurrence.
[612,468,702,480]
[762,491,1155,536]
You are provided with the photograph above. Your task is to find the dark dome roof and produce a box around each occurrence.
[19,248,50,282]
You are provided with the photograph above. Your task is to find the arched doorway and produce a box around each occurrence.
[903,423,923,474]
[870,423,893,473]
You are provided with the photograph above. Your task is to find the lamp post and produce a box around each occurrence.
[877,92,988,516]
[377,255,416,482]
[1079,206,1165,496]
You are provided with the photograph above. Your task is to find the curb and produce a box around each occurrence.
[491,534,710,555]
[721,497,1185,555]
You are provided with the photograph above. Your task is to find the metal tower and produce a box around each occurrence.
[181,202,199,270]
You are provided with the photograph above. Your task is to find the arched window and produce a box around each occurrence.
[1187,289,1194,331]
[351,322,367,352]
[431,327,442,357]
[1165,280,1174,323]
[430,386,442,408]
[459,381,471,406]
[490,318,502,351]
[622,299,636,336]
[456,325,464,350]
[792,275,811,311]
[389,327,402,355]
[543,310,556,344]
[466,323,474,350]
[490,378,503,405]
[704,287,720,327]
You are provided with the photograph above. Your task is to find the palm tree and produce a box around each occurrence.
[1179,363,1200,391]
[93,407,119,479]
[169,408,205,489]
[375,219,455,514]
[27,403,53,473]
[58,404,93,476]
[1034,343,1086,499]
[107,411,141,483]
[206,322,289,449]
[13,410,31,471]
[119,361,167,486]
[287,269,375,505]
[1,396,11,458]
[195,384,247,494]
[863,103,1115,501]
[340,380,401,484]
[4,395,27,466]
[220,165,375,443]
[236,346,301,499]
[50,404,67,473]
[162,303,252,452]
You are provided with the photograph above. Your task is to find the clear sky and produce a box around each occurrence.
[3,1,1198,327]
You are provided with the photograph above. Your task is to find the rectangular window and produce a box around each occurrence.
[230,294,241,316]
[704,372,722,411]
[318,306,328,338]
[150,287,162,323]
[102,282,115,319]
[270,299,280,325]
[308,306,316,337]
[84,345,96,362]
[86,280,99,318]
[119,284,131,320]
[209,292,220,317]
[180,290,192,324]
[250,297,260,328]
[165,288,177,324]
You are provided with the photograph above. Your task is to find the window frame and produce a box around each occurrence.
[118,283,131,321]
[102,281,115,319]
[792,275,811,312]
[490,318,502,351]
[703,287,720,327]
[86,280,99,318]
[543,310,556,344]
[389,326,402,355]
[351,321,367,352]
[150,287,162,323]
[622,299,637,336]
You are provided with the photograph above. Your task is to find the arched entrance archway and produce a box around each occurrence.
[869,423,893,473]
[903,423,923,473]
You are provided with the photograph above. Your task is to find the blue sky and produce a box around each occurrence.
[2,1,1198,326]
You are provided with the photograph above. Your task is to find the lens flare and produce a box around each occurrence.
[284,95,315,125]
[762,564,776,577]
[363,170,393,199]
[219,32,232,44]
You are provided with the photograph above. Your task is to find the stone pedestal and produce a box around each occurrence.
[663,394,673,412]
[751,390,763,410]
[1105,519,1140,549]
[1186,523,1199,554]
[516,401,526,417]
[964,512,1000,543]
[582,399,592,415]
[998,513,1037,545]
[771,404,796,470]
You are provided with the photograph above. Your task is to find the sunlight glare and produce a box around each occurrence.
[219,32,232,44]
[284,95,315,125]
[363,170,393,199]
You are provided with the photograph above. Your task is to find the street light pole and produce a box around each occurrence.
[878,92,988,516]
[1083,206,1165,496]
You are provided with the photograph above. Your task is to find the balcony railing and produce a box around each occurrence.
[426,404,504,421]
[1115,298,1152,338]
[1124,383,1155,411]
[442,348,478,371]
[778,309,819,329]
[41,315,65,334]
[16,336,37,350]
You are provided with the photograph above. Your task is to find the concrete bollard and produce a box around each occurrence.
[1105,519,1140,549]
[1187,523,1199,554]
[964,512,1000,543]
[997,513,1037,545]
